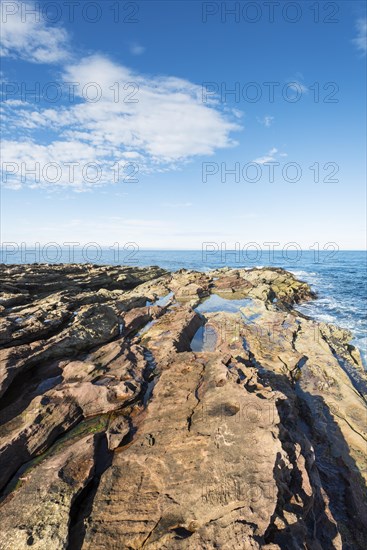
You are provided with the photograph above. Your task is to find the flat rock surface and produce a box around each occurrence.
[0,264,366,549]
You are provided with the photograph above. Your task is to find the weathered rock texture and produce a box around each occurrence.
[0,264,366,550]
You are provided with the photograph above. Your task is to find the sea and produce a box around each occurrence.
[1,248,366,367]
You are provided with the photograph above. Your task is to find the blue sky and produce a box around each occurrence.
[0,0,366,249]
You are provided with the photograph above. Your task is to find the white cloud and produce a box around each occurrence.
[0,1,69,63]
[288,81,308,94]
[257,115,274,127]
[253,155,275,165]
[353,18,367,54]
[2,99,31,107]
[130,42,145,56]
[253,147,286,165]
[285,74,308,95]
[1,55,241,189]
[121,152,143,159]
[232,109,244,119]
[1,139,115,191]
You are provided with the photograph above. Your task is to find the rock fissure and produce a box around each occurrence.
[186,363,206,432]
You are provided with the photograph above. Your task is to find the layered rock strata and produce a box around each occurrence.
[0,264,366,549]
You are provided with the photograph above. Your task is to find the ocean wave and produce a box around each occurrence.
[290,270,317,277]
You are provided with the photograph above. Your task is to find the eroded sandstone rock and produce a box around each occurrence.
[0,263,365,550]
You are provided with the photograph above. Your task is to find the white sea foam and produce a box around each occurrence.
[290,270,317,278]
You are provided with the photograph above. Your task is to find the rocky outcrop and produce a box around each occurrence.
[0,264,366,550]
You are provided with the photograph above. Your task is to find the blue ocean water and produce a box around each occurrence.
[1,248,366,366]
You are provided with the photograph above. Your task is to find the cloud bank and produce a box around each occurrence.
[1,5,241,190]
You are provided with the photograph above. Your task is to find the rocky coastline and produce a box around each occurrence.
[0,263,366,549]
